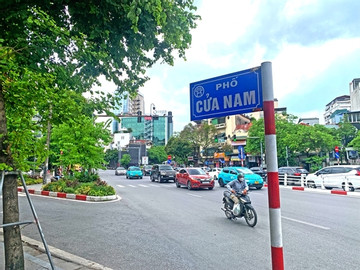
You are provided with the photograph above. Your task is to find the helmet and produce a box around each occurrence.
[237,173,245,181]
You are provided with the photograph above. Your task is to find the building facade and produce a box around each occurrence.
[119,112,173,146]
[324,95,351,125]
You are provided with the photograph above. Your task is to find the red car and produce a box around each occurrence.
[175,167,215,190]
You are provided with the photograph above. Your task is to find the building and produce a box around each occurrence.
[298,117,319,126]
[347,78,360,129]
[350,78,360,111]
[324,95,351,125]
[118,112,173,146]
[111,91,145,133]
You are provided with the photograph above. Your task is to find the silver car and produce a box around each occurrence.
[115,167,127,176]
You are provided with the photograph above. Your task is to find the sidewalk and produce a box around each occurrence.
[0,232,112,270]
[1,182,114,270]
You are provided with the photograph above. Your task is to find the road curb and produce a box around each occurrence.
[17,187,118,202]
[278,185,360,197]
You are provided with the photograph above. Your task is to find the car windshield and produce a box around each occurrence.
[236,168,254,174]
[130,167,140,171]
[159,165,173,170]
[144,166,152,169]
[296,168,308,173]
[117,167,125,170]
[187,168,207,175]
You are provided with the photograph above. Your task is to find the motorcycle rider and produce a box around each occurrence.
[225,172,249,211]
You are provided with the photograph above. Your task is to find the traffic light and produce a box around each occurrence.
[137,111,142,123]
[214,135,218,143]
[233,135,237,141]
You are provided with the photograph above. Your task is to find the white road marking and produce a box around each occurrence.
[128,185,137,188]
[186,193,202,198]
[282,216,330,230]
[148,184,160,187]
[138,184,149,187]
[117,185,125,188]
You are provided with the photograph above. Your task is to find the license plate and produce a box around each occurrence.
[255,181,259,184]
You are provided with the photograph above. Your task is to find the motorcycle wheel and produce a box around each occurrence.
[244,205,257,227]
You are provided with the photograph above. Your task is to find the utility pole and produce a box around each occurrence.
[286,146,289,167]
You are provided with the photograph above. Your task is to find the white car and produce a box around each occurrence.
[208,167,222,180]
[305,165,360,191]
[115,167,127,176]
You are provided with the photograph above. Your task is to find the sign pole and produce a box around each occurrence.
[262,61,284,270]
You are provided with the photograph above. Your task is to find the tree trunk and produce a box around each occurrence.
[0,85,25,269]
[3,173,24,270]
[43,105,52,184]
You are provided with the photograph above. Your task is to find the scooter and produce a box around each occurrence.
[221,190,257,227]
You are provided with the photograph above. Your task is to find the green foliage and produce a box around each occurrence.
[165,135,192,164]
[246,115,341,167]
[50,115,112,172]
[104,149,119,166]
[42,177,115,196]
[120,154,131,168]
[305,156,324,172]
[148,146,167,164]
[179,122,217,162]
[17,175,43,186]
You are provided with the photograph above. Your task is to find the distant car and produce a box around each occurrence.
[150,164,176,183]
[126,166,143,179]
[142,165,152,176]
[201,167,211,173]
[175,167,215,190]
[218,167,263,189]
[278,166,309,176]
[306,165,360,191]
[208,167,222,180]
[278,166,309,185]
[250,167,267,181]
[115,167,126,176]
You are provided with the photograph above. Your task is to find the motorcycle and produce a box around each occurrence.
[221,190,257,227]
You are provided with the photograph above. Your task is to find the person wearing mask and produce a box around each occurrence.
[225,172,249,210]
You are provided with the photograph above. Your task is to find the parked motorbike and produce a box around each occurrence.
[221,190,257,227]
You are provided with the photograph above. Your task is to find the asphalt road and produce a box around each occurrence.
[15,170,360,270]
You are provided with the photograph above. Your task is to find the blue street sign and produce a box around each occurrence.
[335,152,340,159]
[190,67,263,121]
[238,145,246,159]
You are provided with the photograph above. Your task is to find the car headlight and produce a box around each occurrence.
[160,171,166,175]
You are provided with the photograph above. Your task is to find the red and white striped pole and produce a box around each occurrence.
[261,61,284,270]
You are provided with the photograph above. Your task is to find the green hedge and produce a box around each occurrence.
[17,175,43,186]
[42,178,115,196]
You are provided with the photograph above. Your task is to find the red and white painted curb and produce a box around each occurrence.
[275,185,360,197]
[17,187,117,202]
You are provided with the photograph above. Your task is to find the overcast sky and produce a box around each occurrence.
[104,0,360,132]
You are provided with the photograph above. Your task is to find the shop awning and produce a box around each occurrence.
[231,140,246,146]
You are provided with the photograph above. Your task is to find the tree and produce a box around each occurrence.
[148,146,167,164]
[1,2,200,268]
[120,154,131,168]
[179,122,217,163]
[246,115,339,168]
[50,115,112,174]
[165,135,192,165]
[104,149,119,168]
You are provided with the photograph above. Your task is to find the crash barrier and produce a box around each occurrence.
[278,174,306,187]
[279,173,353,192]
